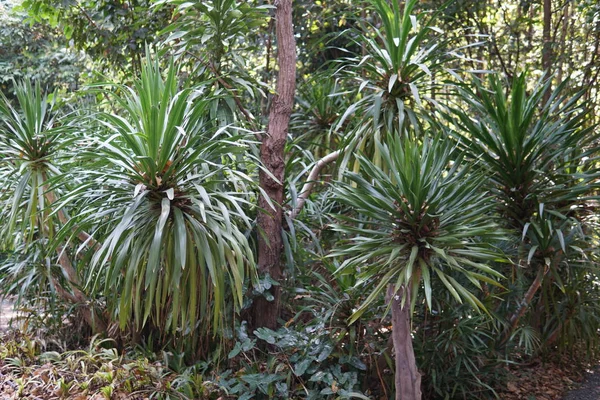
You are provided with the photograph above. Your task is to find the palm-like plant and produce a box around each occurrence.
[291,70,348,160]
[0,79,101,329]
[62,56,257,354]
[0,80,71,245]
[446,73,600,346]
[447,73,597,228]
[331,135,503,400]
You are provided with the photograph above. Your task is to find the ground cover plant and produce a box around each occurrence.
[1,0,600,399]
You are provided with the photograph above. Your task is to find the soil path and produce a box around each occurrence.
[0,297,17,332]
[563,367,600,400]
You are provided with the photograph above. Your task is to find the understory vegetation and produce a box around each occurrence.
[1,0,600,399]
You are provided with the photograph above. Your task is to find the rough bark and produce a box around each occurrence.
[389,284,422,400]
[253,0,296,330]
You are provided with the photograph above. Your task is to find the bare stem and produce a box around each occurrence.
[290,150,340,219]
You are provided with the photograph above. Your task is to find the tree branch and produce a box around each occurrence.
[207,61,255,124]
[290,150,340,219]
[499,251,562,346]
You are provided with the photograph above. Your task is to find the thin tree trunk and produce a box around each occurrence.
[542,0,553,105]
[555,1,569,84]
[388,284,421,400]
[253,0,296,330]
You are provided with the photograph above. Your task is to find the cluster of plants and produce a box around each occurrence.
[1,0,599,399]
[0,332,257,399]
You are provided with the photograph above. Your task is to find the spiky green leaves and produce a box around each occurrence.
[330,136,504,323]
[0,80,74,246]
[341,0,448,130]
[337,0,452,174]
[447,73,598,228]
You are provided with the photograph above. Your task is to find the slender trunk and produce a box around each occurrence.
[542,0,552,106]
[41,173,106,332]
[253,0,296,330]
[582,20,600,95]
[500,264,549,345]
[389,284,421,400]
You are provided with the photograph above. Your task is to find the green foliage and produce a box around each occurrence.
[63,55,257,351]
[335,0,460,177]
[416,302,503,400]
[0,78,75,250]
[157,0,269,69]
[338,0,450,137]
[446,73,600,356]
[0,2,83,97]
[156,0,270,127]
[446,73,598,229]
[3,0,600,396]
[358,0,445,108]
[215,320,369,399]
[21,0,173,74]
[0,333,213,399]
[291,69,349,158]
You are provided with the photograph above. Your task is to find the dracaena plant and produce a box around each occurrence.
[156,0,270,125]
[446,73,600,347]
[330,134,503,400]
[337,0,453,173]
[290,69,348,160]
[0,80,72,245]
[0,80,104,330]
[60,55,257,355]
[446,73,598,229]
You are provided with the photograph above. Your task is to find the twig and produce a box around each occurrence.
[74,2,100,30]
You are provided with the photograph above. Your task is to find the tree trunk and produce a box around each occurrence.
[253,0,296,330]
[555,2,569,84]
[541,0,552,106]
[389,284,421,400]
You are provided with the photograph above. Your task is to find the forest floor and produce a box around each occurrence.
[0,298,598,399]
[494,351,599,400]
[562,367,600,400]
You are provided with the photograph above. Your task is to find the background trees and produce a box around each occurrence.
[1,0,599,399]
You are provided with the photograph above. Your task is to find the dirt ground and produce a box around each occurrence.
[0,297,18,332]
